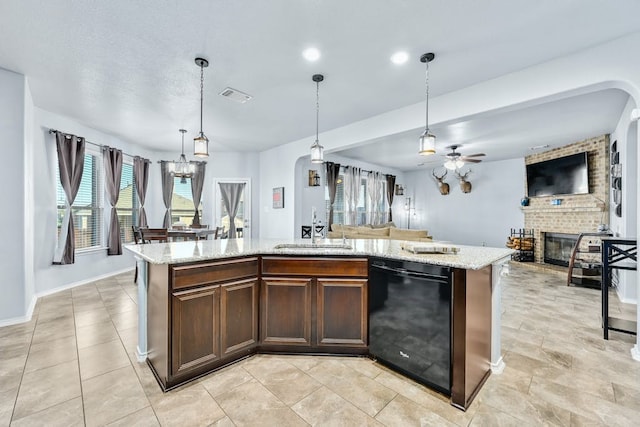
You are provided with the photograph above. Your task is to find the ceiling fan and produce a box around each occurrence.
[443,145,485,170]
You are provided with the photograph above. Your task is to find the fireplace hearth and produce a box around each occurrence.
[544,233,579,267]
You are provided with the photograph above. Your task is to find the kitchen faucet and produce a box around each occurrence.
[311,207,319,245]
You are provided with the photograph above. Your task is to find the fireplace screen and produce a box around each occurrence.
[544,233,579,266]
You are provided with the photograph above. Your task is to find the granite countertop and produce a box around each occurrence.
[124,238,513,270]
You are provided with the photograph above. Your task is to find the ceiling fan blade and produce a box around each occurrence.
[463,153,486,157]
[463,158,483,163]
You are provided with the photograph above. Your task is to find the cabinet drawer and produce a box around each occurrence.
[262,257,367,277]
[172,257,259,290]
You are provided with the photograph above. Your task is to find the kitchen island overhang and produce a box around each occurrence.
[126,238,512,410]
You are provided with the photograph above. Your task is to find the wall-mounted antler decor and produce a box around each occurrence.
[455,169,473,193]
[432,169,450,195]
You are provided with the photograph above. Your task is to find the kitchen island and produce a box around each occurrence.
[125,238,512,410]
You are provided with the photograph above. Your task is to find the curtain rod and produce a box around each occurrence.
[49,128,140,160]
[322,161,392,177]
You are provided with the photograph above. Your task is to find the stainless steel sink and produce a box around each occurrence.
[273,243,353,250]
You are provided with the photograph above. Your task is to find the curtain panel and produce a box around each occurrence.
[385,174,396,222]
[54,132,86,264]
[219,182,245,238]
[190,162,207,226]
[344,166,361,225]
[160,161,174,228]
[325,162,341,229]
[103,146,123,255]
[366,171,384,225]
[133,156,150,227]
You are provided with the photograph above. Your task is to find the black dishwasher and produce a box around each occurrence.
[369,257,451,394]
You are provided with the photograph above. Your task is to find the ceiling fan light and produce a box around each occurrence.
[193,133,209,158]
[444,160,457,170]
[444,158,465,170]
[310,140,324,164]
[418,131,436,156]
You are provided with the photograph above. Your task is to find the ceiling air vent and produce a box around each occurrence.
[219,87,253,103]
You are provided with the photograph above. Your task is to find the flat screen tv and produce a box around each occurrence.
[526,152,589,197]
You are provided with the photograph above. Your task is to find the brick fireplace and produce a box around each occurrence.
[523,135,609,264]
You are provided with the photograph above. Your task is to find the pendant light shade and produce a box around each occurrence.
[311,74,325,164]
[418,52,436,156]
[418,130,436,156]
[171,129,195,184]
[194,57,210,158]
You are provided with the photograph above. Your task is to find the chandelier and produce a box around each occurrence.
[168,129,195,183]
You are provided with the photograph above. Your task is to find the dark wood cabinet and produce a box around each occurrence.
[220,278,259,356]
[171,285,220,376]
[147,257,259,390]
[145,252,493,410]
[260,277,312,346]
[317,278,367,347]
[260,257,368,352]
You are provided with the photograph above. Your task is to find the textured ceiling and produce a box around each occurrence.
[1,1,639,164]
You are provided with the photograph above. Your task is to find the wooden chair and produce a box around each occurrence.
[214,226,226,239]
[140,228,168,243]
[131,226,143,283]
[132,226,143,244]
[191,224,209,239]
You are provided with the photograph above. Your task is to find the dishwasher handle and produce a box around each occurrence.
[371,263,449,283]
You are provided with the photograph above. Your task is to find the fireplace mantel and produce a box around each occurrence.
[521,206,604,213]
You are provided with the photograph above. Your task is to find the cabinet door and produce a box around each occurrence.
[171,285,220,376]
[220,278,259,356]
[261,278,312,346]
[317,278,367,347]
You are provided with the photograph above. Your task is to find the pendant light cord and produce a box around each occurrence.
[199,63,204,135]
[315,80,320,142]
[425,58,429,132]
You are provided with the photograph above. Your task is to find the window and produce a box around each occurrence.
[56,150,103,250]
[325,172,386,225]
[116,162,138,243]
[171,178,201,226]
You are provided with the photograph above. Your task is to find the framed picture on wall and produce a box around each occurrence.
[273,187,284,209]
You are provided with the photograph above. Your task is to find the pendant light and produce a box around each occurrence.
[194,57,209,158]
[170,129,195,184]
[418,52,436,156]
[310,74,324,164]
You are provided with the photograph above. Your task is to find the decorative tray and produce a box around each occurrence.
[401,241,460,254]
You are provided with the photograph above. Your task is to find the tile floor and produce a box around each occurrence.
[0,263,638,426]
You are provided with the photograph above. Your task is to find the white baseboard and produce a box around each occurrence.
[136,346,148,362]
[616,293,638,305]
[0,267,135,328]
[632,345,640,362]
[491,357,505,374]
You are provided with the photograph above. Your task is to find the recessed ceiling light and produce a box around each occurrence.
[390,51,409,65]
[302,47,321,62]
